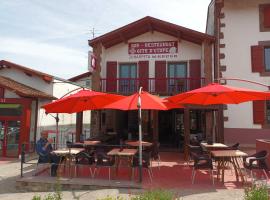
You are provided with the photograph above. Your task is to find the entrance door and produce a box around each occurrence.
[0,120,20,157]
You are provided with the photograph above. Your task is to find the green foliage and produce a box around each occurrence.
[32,195,41,200]
[244,184,269,200]
[131,189,175,200]
[97,190,176,200]
[97,196,125,200]
[31,178,63,200]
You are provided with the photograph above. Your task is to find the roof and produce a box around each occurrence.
[0,76,56,100]
[68,72,92,82]
[89,16,215,48]
[0,60,53,82]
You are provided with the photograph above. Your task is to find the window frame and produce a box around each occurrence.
[264,46,270,72]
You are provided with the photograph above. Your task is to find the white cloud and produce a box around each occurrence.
[0,37,87,78]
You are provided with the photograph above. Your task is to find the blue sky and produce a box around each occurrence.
[0,0,211,79]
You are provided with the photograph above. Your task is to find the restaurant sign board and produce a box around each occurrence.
[128,41,178,59]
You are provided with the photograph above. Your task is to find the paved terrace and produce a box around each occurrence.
[0,150,258,200]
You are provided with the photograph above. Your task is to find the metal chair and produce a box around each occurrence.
[150,142,161,169]
[132,151,153,182]
[92,151,115,180]
[191,152,214,185]
[243,150,268,182]
[187,144,205,166]
[74,151,95,177]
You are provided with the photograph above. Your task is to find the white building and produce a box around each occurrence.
[207,0,270,146]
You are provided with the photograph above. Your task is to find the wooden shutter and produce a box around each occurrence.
[106,61,117,92]
[155,61,166,94]
[138,61,149,91]
[189,59,201,90]
[0,87,4,98]
[264,5,270,28]
[251,45,264,73]
[253,100,265,124]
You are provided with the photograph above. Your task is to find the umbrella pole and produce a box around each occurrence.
[138,87,143,183]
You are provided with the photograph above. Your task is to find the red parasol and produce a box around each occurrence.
[42,89,125,113]
[167,83,270,105]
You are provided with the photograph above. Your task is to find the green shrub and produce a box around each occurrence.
[97,196,125,200]
[131,189,175,200]
[244,184,269,200]
[32,195,41,200]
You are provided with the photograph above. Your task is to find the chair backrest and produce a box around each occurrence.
[188,144,203,155]
[231,143,240,150]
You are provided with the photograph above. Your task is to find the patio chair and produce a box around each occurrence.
[243,150,269,182]
[187,144,204,166]
[74,151,95,177]
[132,151,153,182]
[191,152,214,185]
[92,151,115,180]
[150,142,161,169]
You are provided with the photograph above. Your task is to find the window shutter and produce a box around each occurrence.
[155,61,166,94]
[251,45,264,72]
[138,61,149,91]
[106,61,117,92]
[264,5,270,28]
[189,59,201,90]
[253,100,265,124]
[0,87,4,98]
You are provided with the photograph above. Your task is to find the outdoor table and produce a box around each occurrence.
[201,142,228,151]
[211,150,248,183]
[74,140,101,146]
[53,148,85,177]
[107,148,138,179]
[125,140,153,147]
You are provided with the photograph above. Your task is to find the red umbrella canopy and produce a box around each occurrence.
[42,89,125,113]
[167,83,270,105]
[103,91,181,110]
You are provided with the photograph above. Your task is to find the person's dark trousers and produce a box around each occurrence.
[49,153,60,176]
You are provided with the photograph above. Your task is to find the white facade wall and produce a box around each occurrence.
[100,31,202,81]
[220,0,270,129]
[1,68,53,94]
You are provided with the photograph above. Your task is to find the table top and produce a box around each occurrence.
[211,150,248,158]
[125,141,153,147]
[201,142,228,148]
[74,140,101,146]
[53,148,85,155]
[107,148,138,156]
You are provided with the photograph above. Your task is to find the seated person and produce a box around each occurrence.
[36,130,60,176]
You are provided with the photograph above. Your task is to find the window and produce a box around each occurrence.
[167,62,187,93]
[259,4,270,32]
[119,63,137,93]
[0,104,22,116]
[266,101,270,124]
[265,47,270,71]
[85,79,91,88]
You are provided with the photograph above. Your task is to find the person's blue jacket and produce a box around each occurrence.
[36,138,53,156]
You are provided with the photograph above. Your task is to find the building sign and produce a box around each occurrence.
[128,41,178,59]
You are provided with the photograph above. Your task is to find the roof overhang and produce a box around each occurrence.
[89,16,215,49]
[0,76,56,100]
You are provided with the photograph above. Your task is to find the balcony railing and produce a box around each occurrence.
[100,77,205,95]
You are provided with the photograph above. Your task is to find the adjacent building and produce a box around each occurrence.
[0,60,91,157]
[206,0,270,146]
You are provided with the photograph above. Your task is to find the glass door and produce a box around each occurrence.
[6,121,20,157]
[0,121,5,157]
[0,120,20,157]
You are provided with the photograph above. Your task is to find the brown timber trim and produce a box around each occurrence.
[259,4,270,32]
[203,40,213,84]
[219,32,224,39]
[184,108,190,160]
[219,13,225,18]
[219,44,225,48]
[220,23,225,27]
[224,116,228,121]
[220,65,226,71]
[219,53,225,59]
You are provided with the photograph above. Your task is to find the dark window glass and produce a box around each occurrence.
[0,104,22,116]
[119,63,137,93]
[167,62,187,93]
[265,47,270,71]
[266,101,270,123]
